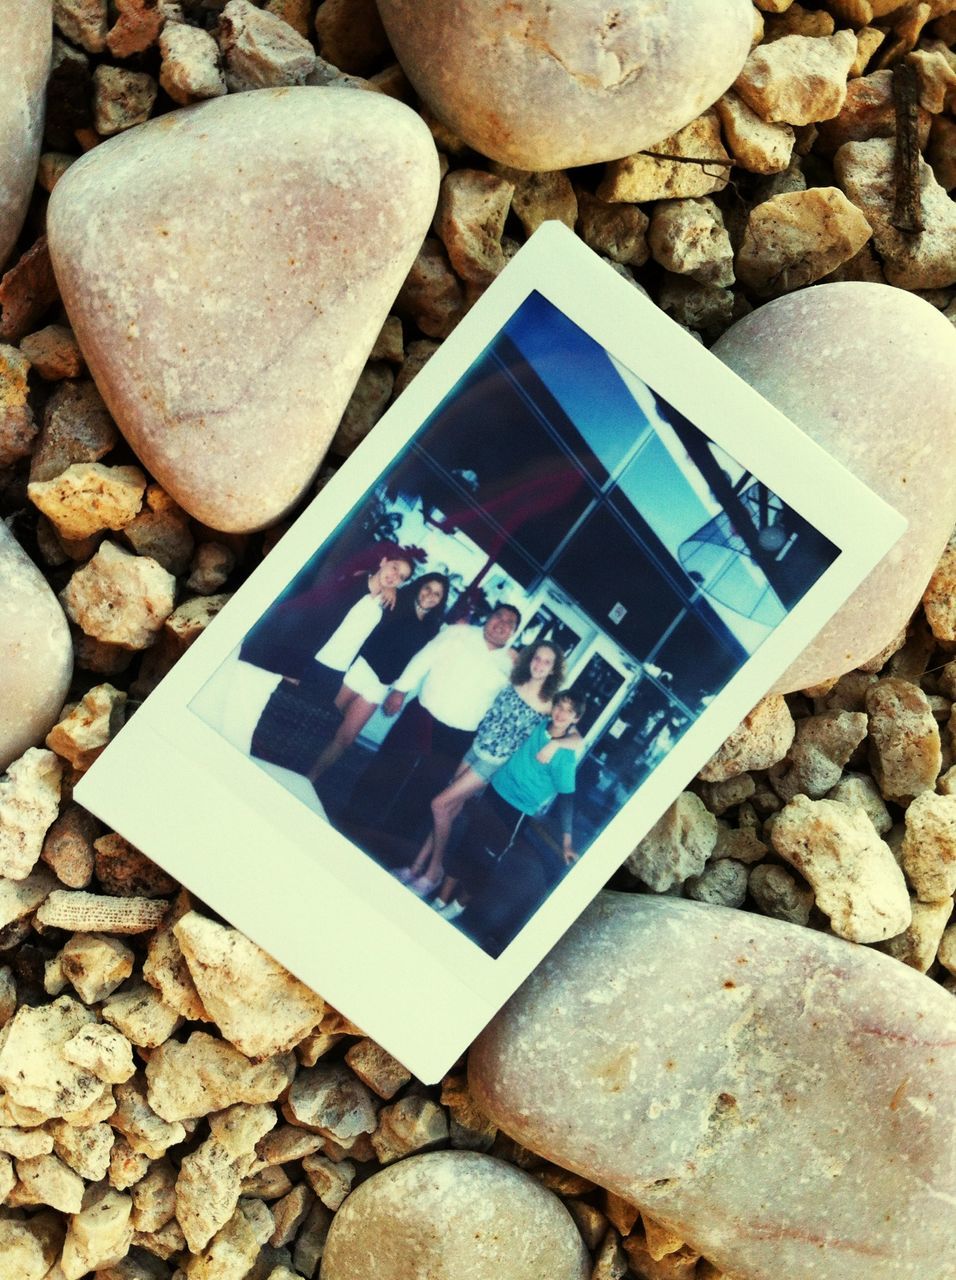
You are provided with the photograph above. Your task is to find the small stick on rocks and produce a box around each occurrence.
[891,59,923,232]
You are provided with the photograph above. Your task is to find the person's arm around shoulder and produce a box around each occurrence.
[382,623,451,714]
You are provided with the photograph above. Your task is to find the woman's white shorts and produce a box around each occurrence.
[342,655,389,705]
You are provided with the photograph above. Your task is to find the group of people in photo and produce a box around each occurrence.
[240,541,591,952]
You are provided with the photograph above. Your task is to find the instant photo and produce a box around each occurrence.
[76,224,906,1081]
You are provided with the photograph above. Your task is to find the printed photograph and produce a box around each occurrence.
[191,291,839,958]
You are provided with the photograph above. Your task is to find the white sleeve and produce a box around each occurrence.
[391,624,452,693]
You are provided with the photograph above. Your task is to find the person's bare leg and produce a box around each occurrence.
[309,695,377,782]
[334,685,358,714]
[403,760,472,879]
[421,768,486,883]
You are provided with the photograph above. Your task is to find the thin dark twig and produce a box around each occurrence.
[891,59,923,233]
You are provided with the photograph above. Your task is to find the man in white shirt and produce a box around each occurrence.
[339,604,520,850]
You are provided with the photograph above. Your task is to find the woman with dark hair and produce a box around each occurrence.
[396,640,570,896]
[307,572,450,785]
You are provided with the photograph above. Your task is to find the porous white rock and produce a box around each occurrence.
[47,87,440,532]
[470,892,956,1280]
[0,523,73,771]
[0,995,107,1120]
[173,911,325,1059]
[375,0,753,170]
[735,187,872,295]
[0,1,51,268]
[0,748,62,880]
[28,462,147,542]
[647,198,734,286]
[712,283,956,691]
[734,30,858,124]
[60,1183,133,1280]
[626,792,717,890]
[145,1031,297,1122]
[322,1150,590,1280]
[598,111,731,203]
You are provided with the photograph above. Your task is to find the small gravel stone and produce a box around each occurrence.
[63,1020,136,1084]
[734,31,858,124]
[881,898,954,972]
[15,1152,86,1214]
[19,325,84,380]
[826,770,892,834]
[217,0,316,91]
[60,541,176,650]
[900,790,956,901]
[130,1156,177,1233]
[771,794,911,941]
[301,1152,355,1210]
[598,112,731,203]
[490,165,577,236]
[0,346,37,467]
[330,360,394,457]
[159,21,227,104]
[699,695,796,781]
[46,682,127,771]
[685,858,749,907]
[112,1078,187,1159]
[816,70,930,155]
[36,890,169,934]
[575,191,650,266]
[29,463,146,542]
[657,276,734,335]
[626,791,718,891]
[923,529,956,642]
[282,1062,379,1142]
[716,90,796,173]
[371,1094,449,1164]
[93,831,178,898]
[770,708,869,800]
[101,979,184,1048]
[49,1118,114,1182]
[343,1038,411,1100]
[54,0,108,53]
[866,677,942,803]
[648,198,734,286]
[176,1136,242,1252]
[146,1032,296,1122]
[37,151,77,194]
[434,169,514,286]
[313,0,389,74]
[0,748,62,880]
[59,931,134,1003]
[92,66,158,136]
[395,238,466,339]
[0,994,105,1119]
[106,0,166,58]
[736,187,872,295]
[60,1182,133,1279]
[30,380,118,484]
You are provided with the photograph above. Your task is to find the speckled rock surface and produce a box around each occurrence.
[0,0,51,268]
[712,282,956,693]
[46,86,440,532]
[374,0,754,170]
[470,892,956,1280]
[322,1150,590,1280]
[0,521,73,772]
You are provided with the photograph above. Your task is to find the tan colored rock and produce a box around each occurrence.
[143,895,210,1021]
[575,191,649,266]
[734,31,857,124]
[395,237,466,339]
[36,890,170,933]
[122,483,195,576]
[850,25,885,75]
[712,284,956,692]
[598,112,731,202]
[59,931,134,1003]
[928,115,956,192]
[173,911,325,1059]
[255,1123,325,1169]
[187,541,236,594]
[30,380,118,484]
[130,1155,177,1232]
[771,794,911,941]
[302,1151,356,1209]
[685,858,749,908]
[826,770,892,834]
[312,0,388,73]
[324,1150,589,1280]
[48,88,440,532]
[770,708,869,800]
[938,923,956,976]
[0,866,56,934]
[881,898,953,972]
[0,1126,54,1158]
[50,1117,114,1181]
[836,138,956,288]
[1,2,51,268]
[102,979,183,1047]
[923,529,956,641]
[329,360,394,457]
[217,0,315,90]
[182,1198,274,1280]
[434,169,514,286]
[764,2,834,36]
[159,21,227,104]
[490,165,577,237]
[715,91,796,173]
[208,1102,277,1163]
[866,678,942,803]
[93,831,177,899]
[54,0,107,52]
[132,1215,186,1260]
[60,1183,133,1280]
[29,463,147,542]
[816,70,930,155]
[0,1211,64,1280]
[270,1181,314,1246]
[371,1094,450,1164]
[910,47,956,114]
[46,682,127,771]
[60,542,176,650]
[344,1039,411,1100]
[0,965,15,1025]
[900,790,956,901]
[15,1152,86,1213]
[37,151,77,194]
[376,0,753,171]
[281,1062,379,1141]
[63,1021,135,1084]
[626,792,718,891]
[93,65,158,136]
[0,343,36,467]
[736,187,872,295]
[699,695,795,781]
[176,1137,242,1252]
[112,1078,186,1159]
[109,1135,151,1189]
[699,773,756,816]
[145,1031,297,1122]
[0,526,74,772]
[0,748,62,880]
[19,325,84,380]
[648,198,734,286]
[242,1164,294,1199]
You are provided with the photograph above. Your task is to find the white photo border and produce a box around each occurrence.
[76,222,907,1082]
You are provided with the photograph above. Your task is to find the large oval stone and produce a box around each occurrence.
[0,0,51,268]
[470,892,956,1280]
[322,1150,589,1280]
[376,0,754,171]
[712,283,956,692]
[0,522,73,772]
[47,87,440,532]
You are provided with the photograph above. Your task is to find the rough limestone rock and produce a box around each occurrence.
[375,0,754,170]
[0,1,51,268]
[0,995,107,1120]
[0,522,73,771]
[322,1150,590,1280]
[47,87,440,532]
[470,892,956,1280]
[0,747,62,880]
[173,911,325,1059]
[713,283,956,691]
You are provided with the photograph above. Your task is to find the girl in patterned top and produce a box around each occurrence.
[396,640,573,896]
